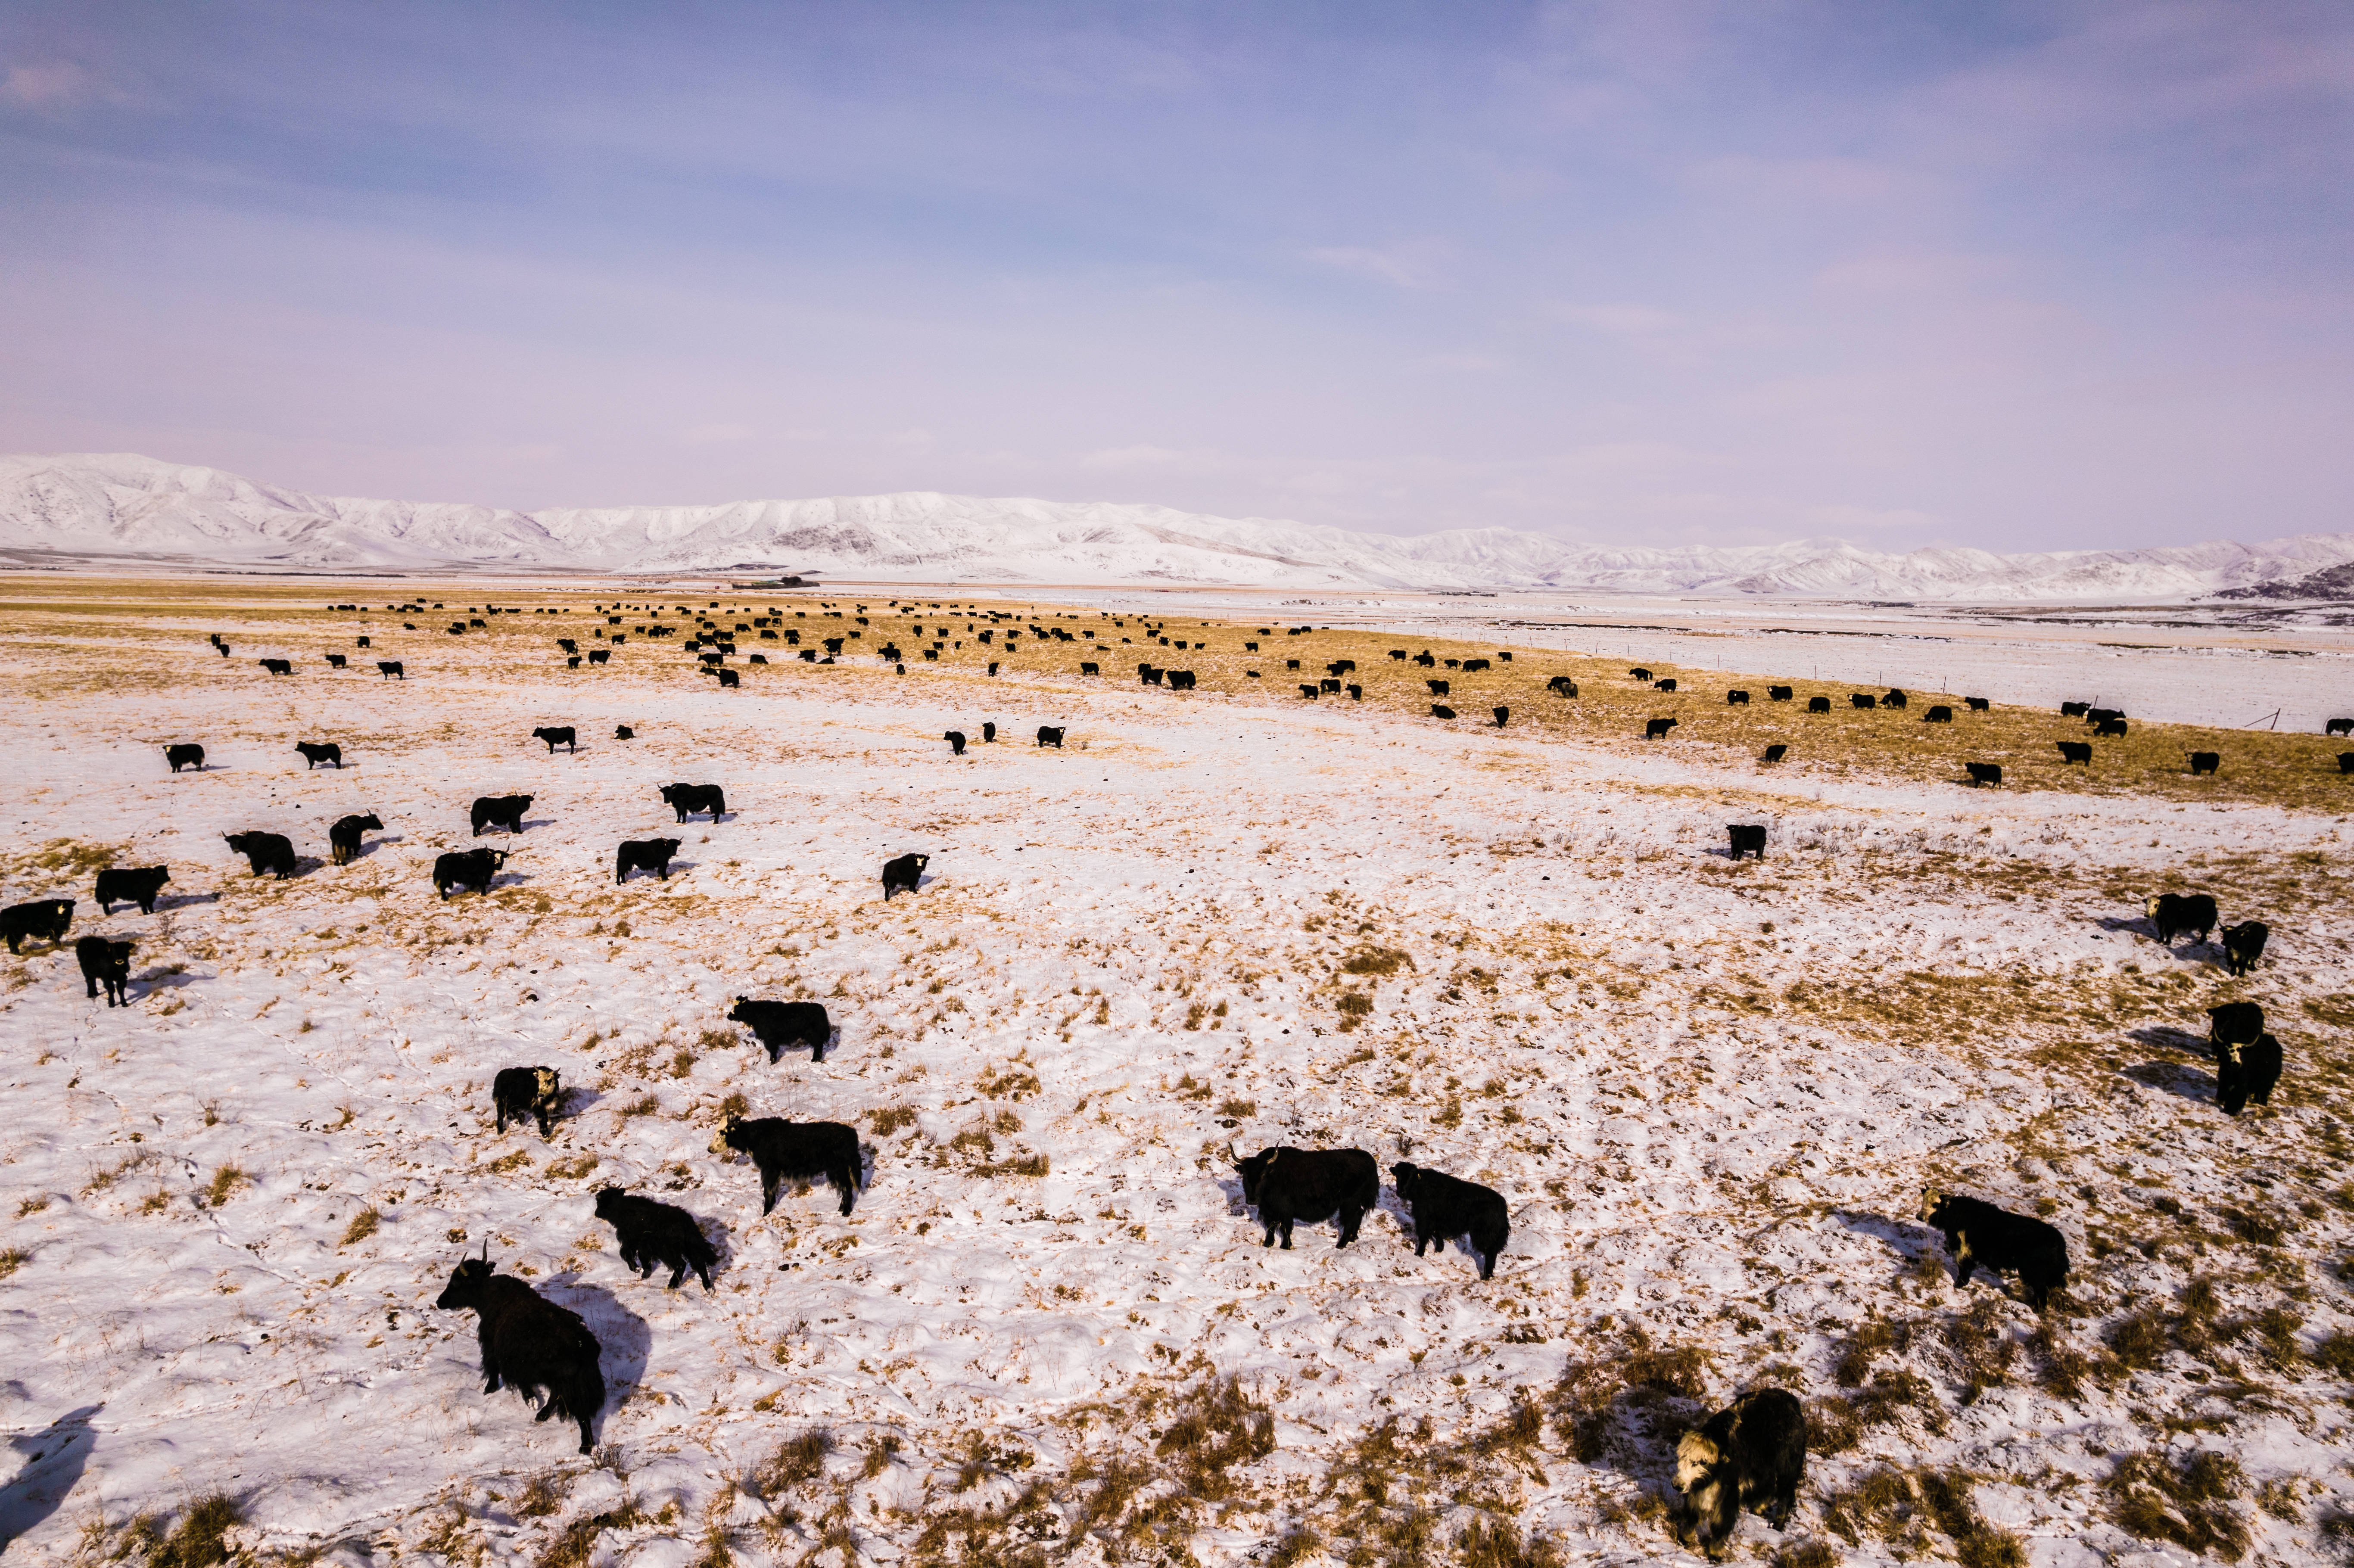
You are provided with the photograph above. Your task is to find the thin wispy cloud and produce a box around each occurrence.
[0,2,2347,549]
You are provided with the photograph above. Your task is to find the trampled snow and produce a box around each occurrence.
[7,451,2354,601]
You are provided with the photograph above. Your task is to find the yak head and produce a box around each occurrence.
[1672,1429,1721,1494]
[484,849,512,869]
[1389,1162,1424,1199]
[1234,1147,1286,1206]
[435,1254,496,1310]
[1918,1189,1949,1226]
[592,1186,627,1219]
[2143,895,2164,918]
[709,1114,745,1156]
[532,1067,560,1101]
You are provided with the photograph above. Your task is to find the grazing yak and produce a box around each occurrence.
[714,669,740,687]
[1965,762,2002,787]
[1299,684,1319,700]
[432,847,508,900]
[2221,919,2269,977]
[2095,717,2129,737]
[1645,717,1677,740]
[659,783,726,822]
[493,1066,564,1138]
[325,655,347,669]
[295,741,343,769]
[2188,750,2220,775]
[1965,697,1990,712]
[1426,679,1451,697]
[593,1188,718,1293]
[2,899,74,954]
[616,838,681,883]
[1768,686,1793,701]
[2057,741,2092,765]
[1922,705,1952,723]
[946,730,966,756]
[1430,704,1456,720]
[2327,717,2354,737]
[1727,824,1766,861]
[224,831,297,879]
[471,794,532,836]
[1547,676,1578,697]
[1672,1389,1806,1561]
[328,812,383,865]
[1849,694,1875,709]
[1390,1162,1510,1280]
[1348,684,1363,700]
[377,661,405,679]
[1726,689,1749,705]
[2146,892,2219,947]
[586,650,609,666]
[75,936,133,1007]
[1806,696,1831,714]
[2341,753,2354,775]
[614,725,634,739]
[1037,726,1065,748]
[1655,678,1678,692]
[711,1114,863,1216]
[532,727,577,753]
[728,998,832,1063]
[2061,701,2089,717]
[1167,670,1197,691]
[259,659,293,676]
[2216,1032,2284,1117]
[982,723,996,743]
[1921,1190,2068,1312]
[1492,706,1509,727]
[882,852,928,901]
[433,1254,605,1454]
[1881,689,1908,709]
[1234,1145,1379,1251]
[1760,744,1788,763]
[1628,667,1651,680]
[164,744,206,773]
[93,866,170,915]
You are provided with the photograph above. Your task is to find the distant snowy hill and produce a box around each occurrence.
[4,451,2351,601]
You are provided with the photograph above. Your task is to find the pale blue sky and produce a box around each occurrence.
[3,2,2349,548]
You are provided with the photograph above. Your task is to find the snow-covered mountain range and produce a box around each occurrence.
[5,451,2351,601]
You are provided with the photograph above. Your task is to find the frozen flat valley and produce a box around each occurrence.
[2,579,2351,1568]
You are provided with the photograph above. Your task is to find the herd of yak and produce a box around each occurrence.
[0,607,2329,1558]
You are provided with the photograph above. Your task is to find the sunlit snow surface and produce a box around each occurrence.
[2,586,2351,1566]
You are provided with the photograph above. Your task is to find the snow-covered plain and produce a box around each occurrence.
[3,580,2352,1568]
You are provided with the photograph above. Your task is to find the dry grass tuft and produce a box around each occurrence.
[339,1208,380,1248]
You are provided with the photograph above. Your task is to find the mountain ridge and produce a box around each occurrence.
[5,451,2351,601]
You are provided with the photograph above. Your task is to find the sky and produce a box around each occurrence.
[1,1,2351,551]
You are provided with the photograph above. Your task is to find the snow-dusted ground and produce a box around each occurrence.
[1037,586,2354,734]
[3,583,2352,1568]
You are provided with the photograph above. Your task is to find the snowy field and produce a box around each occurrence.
[1046,588,2354,736]
[3,578,2353,1568]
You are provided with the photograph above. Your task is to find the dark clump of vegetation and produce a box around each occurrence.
[2106,1450,2251,1563]
[1822,1465,2024,1565]
[756,1430,833,1496]
[148,1494,244,1568]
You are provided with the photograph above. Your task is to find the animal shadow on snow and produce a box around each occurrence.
[2121,1027,2220,1105]
[153,890,221,913]
[0,1403,103,1549]
[1830,1208,1946,1275]
[538,1279,649,1436]
[2095,915,2211,958]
